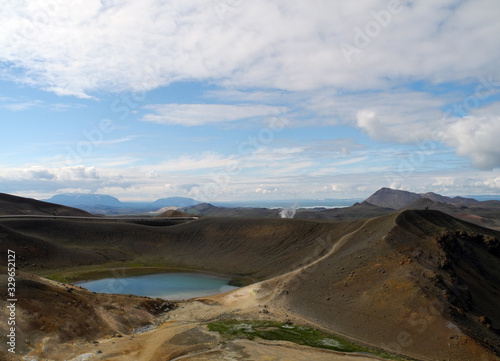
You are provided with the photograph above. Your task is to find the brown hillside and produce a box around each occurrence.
[0,217,352,279]
[157,209,196,218]
[0,193,92,217]
[181,203,280,218]
[405,198,500,230]
[0,211,499,360]
[269,210,500,361]
[0,267,175,358]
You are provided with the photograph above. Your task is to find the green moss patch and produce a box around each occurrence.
[208,320,414,360]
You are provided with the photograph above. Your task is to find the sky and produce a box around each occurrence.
[1,0,500,202]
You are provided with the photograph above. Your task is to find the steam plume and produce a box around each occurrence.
[279,205,297,219]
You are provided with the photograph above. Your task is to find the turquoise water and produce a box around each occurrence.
[75,272,239,300]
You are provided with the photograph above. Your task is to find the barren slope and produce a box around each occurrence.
[267,210,500,361]
[0,268,175,359]
[0,193,93,217]
[0,211,499,360]
[0,217,355,280]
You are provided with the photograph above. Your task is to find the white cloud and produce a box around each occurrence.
[349,99,500,171]
[94,185,175,202]
[3,161,500,202]
[55,188,92,194]
[271,161,314,176]
[2,100,41,111]
[142,104,283,126]
[0,96,42,111]
[0,165,100,186]
[337,91,446,142]
[154,153,235,172]
[1,0,500,197]
[331,157,368,167]
[482,177,500,190]
[304,87,500,170]
[442,115,500,170]
[1,1,499,97]
[254,187,279,195]
[251,147,306,161]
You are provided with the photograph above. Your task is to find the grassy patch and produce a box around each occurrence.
[44,273,74,283]
[208,320,415,360]
[40,264,120,283]
[38,261,194,283]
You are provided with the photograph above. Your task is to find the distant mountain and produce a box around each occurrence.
[363,188,500,229]
[365,188,478,210]
[0,193,92,217]
[36,190,500,229]
[419,192,477,205]
[365,188,422,209]
[151,197,200,208]
[45,193,122,207]
[42,193,200,215]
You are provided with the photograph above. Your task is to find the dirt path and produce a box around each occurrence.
[247,217,399,359]
[297,218,374,273]
[257,218,375,289]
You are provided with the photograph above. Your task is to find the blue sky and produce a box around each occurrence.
[1,0,500,202]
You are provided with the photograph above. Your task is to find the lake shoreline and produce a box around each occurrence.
[39,262,255,287]
[74,270,247,300]
[73,266,254,287]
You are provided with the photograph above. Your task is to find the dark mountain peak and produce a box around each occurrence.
[365,188,422,210]
[365,188,480,211]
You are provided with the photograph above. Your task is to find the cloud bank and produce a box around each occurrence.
[142,104,284,126]
[2,0,499,96]
[1,0,500,200]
